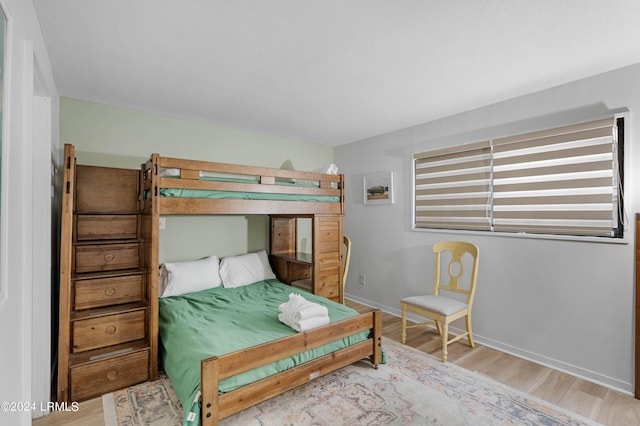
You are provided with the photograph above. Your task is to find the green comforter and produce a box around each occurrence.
[159,176,340,202]
[158,280,368,425]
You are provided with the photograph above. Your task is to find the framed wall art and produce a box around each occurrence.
[363,172,394,205]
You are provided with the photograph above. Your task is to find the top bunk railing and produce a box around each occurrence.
[141,154,345,215]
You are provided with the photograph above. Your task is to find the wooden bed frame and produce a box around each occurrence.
[140,154,382,425]
[141,153,345,215]
[201,311,382,425]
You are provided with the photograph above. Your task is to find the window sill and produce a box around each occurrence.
[411,226,629,245]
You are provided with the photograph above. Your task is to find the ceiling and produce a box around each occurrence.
[34,1,640,147]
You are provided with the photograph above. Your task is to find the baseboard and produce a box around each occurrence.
[102,393,117,426]
[345,292,634,395]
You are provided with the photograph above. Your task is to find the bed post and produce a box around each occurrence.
[201,357,220,426]
[56,144,76,402]
[340,173,345,215]
[143,154,161,380]
[371,310,383,368]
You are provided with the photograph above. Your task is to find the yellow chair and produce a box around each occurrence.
[401,241,479,362]
[340,236,352,304]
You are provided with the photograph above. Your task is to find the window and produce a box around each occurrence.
[414,141,492,231]
[413,116,625,238]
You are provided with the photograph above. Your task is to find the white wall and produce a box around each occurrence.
[336,63,640,393]
[0,0,59,424]
[60,98,334,262]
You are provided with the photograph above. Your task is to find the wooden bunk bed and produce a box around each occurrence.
[143,153,345,215]
[140,153,383,425]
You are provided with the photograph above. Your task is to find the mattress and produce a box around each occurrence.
[155,176,340,202]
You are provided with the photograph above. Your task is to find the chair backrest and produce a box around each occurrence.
[342,235,352,291]
[433,241,479,306]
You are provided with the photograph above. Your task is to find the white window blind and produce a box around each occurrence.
[414,141,493,231]
[413,117,624,238]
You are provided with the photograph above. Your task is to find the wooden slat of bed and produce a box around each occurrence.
[159,198,343,215]
[216,312,378,380]
[217,341,373,420]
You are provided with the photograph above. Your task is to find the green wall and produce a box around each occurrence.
[60,97,334,262]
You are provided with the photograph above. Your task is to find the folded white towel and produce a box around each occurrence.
[293,315,330,332]
[294,303,328,322]
[277,311,330,332]
[279,293,327,323]
[278,293,308,325]
[278,292,329,332]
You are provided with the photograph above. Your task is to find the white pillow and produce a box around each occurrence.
[220,250,276,288]
[159,255,222,298]
[159,167,180,177]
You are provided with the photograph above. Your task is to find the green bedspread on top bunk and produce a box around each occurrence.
[158,176,340,202]
[158,279,368,425]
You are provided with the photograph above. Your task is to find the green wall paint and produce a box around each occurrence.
[60,97,334,262]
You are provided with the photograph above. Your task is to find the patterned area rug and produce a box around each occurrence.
[103,337,600,425]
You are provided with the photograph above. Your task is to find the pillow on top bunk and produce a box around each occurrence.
[159,255,222,298]
[220,250,276,288]
[159,167,180,177]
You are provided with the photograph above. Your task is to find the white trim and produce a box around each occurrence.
[31,93,51,417]
[20,38,35,423]
[411,224,629,245]
[0,0,13,305]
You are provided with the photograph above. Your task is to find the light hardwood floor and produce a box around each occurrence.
[34,300,640,425]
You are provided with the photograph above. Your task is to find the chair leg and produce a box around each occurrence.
[441,322,448,362]
[466,315,475,348]
[434,320,442,336]
[401,305,407,344]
